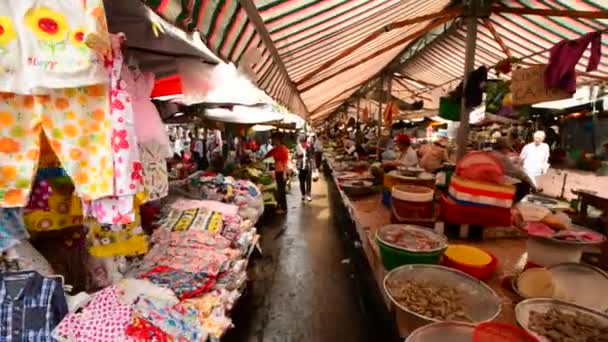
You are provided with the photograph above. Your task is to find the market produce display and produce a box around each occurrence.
[378,225,442,251]
[385,278,470,322]
[529,308,608,342]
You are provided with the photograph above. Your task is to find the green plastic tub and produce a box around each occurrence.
[375,225,447,270]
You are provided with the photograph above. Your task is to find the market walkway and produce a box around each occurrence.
[224,176,371,342]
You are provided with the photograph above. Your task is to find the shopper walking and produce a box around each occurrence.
[264,132,290,214]
[296,135,314,202]
[520,131,550,189]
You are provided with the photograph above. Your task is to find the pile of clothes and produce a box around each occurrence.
[173,173,265,223]
[52,197,258,341]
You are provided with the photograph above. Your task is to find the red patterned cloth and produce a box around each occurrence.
[126,316,173,342]
[55,286,135,342]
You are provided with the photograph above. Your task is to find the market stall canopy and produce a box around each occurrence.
[105,0,221,77]
[533,85,608,109]
[395,0,608,111]
[204,105,285,124]
[142,0,608,122]
[142,0,456,119]
[166,61,275,106]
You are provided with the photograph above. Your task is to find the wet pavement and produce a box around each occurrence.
[224,176,372,342]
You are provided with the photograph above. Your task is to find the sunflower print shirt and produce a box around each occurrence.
[0,1,109,94]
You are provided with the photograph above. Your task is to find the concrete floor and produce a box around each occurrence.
[224,177,371,342]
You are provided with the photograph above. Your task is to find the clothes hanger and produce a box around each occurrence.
[0,256,71,293]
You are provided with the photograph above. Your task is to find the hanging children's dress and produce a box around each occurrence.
[82,33,143,224]
[0,0,115,207]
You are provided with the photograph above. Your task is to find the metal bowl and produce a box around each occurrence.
[515,298,608,342]
[548,263,608,312]
[512,263,608,313]
[405,321,476,342]
[384,265,501,332]
[340,180,374,197]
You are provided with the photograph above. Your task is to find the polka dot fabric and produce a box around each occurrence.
[26,179,51,210]
[55,285,136,342]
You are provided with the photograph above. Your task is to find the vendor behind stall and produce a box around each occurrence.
[383,133,418,168]
[492,138,537,199]
[420,136,449,173]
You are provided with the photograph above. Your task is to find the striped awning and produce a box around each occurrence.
[142,0,608,121]
[142,0,454,118]
[259,0,454,118]
[142,0,308,117]
[396,0,608,107]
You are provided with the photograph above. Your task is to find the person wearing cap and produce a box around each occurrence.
[419,137,449,173]
[384,133,418,168]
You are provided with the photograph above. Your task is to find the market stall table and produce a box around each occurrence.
[327,161,528,337]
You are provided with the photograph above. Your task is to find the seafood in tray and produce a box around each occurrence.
[377,225,443,251]
[529,308,608,342]
[516,298,608,342]
[385,279,469,322]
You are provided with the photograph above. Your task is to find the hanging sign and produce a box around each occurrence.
[511,65,570,106]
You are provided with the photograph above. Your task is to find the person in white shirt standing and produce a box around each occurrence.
[520,131,550,189]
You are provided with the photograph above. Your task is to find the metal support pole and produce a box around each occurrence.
[377,78,384,138]
[456,2,479,160]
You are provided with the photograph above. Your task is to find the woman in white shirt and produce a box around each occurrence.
[520,131,550,188]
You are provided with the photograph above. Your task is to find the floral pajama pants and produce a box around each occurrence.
[0,84,114,207]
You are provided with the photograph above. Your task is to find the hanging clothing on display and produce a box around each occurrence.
[84,33,143,224]
[23,189,83,233]
[86,196,148,258]
[123,65,172,157]
[0,208,29,253]
[138,143,169,202]
[0,86,114,207]
[0,1,109,94]
[0,271,68,341]
[545,31,602,93]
